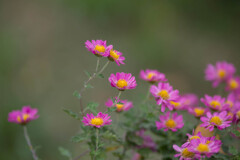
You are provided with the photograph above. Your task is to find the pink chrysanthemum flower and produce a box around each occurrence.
[188,107,208,118]
[233,102,240,120]
[108,72,137,91]
[105,97,133,112]
[135,129,157,151]
[150,82,179,112]
[170,97,185,110]
[226,76,240,92]
[8,106,39,125]
[156,112,184,132]
[188,136,221,158]
[173,144,199,160]
[181,94,199,108]
[182,130,203,148]
[205,61,236,87]
[223,93,236,111]
[200,111,231,131]
[85,40,112,57]
[82,112,112,128]
[108,49,125,66]
[200,95,226,111]
[140,69,167,83]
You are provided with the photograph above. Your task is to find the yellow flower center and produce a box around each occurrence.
[227,112,233,120]
[90,118,104,126]
[206,140,211,144]
[147,73,155,79]
[158,90,169,100]
[170,101,180,107]
[210,100,221,109]
[194,108,205,116]
[95,45,105,53]
[182,148,195,158]
[17,116,22,123]
[23,114,30,121]
[210,116,222,125]
[197,143,209,152]
[165,119,176,128]
[229,79,239,90]
[110,50,120,60]
[237,111,240,119]
[226,100,233,108]
[189,136,200,141]
[116,79,128,88]
[116,104,124,111]
[218,69,226,79]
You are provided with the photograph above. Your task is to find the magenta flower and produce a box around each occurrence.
[200,95,226,111]
[108,72,137,91]
[135,129,157,151]
[82,112,112,128]
[156,112,184,132]
[170,97,185,110]
[233,102,240,120]
[226,76,240,92]
[150,82,179,112]
[205,61,235,87]
[182,131,203,148]
[8,106,39,125]
[223,93,236,111]
[188,136,221,158]
[188,107,208,118]
[200,111,231,131]
[108,49,125,66]
[105,97,133,112]
[173,144,199,160]
[85,40,112,57]
[140,69,167,83]
[181,94,199,108]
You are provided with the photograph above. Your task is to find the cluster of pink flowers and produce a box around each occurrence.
[85,40,125,66]
[173,131,221,159]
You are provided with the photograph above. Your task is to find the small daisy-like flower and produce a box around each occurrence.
[181,94,199,108]
[170,97,185,110]
[226,76,240,92]
[108,49,125,66]
[173,144,199,160]
[82,112,112,128]
[8,106,39,125]
[200,111,231,131]
[108,72,137,91]
[140,69,167,83]
[188,107,208,118]
[150,82,179,112]
[85,40,112,57]
[188,136,221,158]
[156,112,184,132]
[201,95,226,111]
[105,97,133,112]
[223,93,236,111]
[182,130,203,148]
[205,61,235,87]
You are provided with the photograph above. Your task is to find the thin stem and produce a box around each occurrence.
[143,85,151,103]
[23,126,38,160]
[94,128,99,160]
[98,60,110,75]
[73,150,89,160]
[113,91,122,106]
[96,58,100,72]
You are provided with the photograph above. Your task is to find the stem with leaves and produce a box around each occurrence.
[93,128,99,160]
[23,126,38,160]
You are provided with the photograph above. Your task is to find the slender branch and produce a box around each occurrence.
[73,150,89,160]
[93,128,99,160]
[112,91,122,106]
[23,126,38,160]
[98,60,110,75]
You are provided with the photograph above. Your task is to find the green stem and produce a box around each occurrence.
[23,126,38,160]
[98,60,110,75]
[113,91,122,106]
[94,128,99,160]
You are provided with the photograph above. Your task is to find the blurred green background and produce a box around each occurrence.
[1,0,240,159]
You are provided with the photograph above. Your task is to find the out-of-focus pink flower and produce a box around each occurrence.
[108,72,137,91]
[222,93,236,111]
[150,82,179,112]
[181,94,199,108]
[200,111,231,131]
[156,112,184,132]
[82,112,111,128]
[226,76,240,92]
[108,49,125,66]
[201,95,226,111]
[188,136,221,158]
[131,153,141,160]
[233,102,240,120]
[135,129,157,151]
[140,69,167,83]
[105,97,133,112]
[182,130,203,148]
[173,144,199,160]
[8,106,39,125]
[205,61,235,87]
[188,107,208,118]
[85,40,112,57]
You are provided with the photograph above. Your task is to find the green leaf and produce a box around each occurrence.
[71,133,88,143]
[107,107,117,113]
[85,84,94,89]
[84,70,91,78]
[98,74,104,78]
[229,146,238,155]
[102,130,121,143]
[58,147,72,159]
[63,108,80,120]
[232,130,240,137]
[73,90,81,99]
[84,102,99,114]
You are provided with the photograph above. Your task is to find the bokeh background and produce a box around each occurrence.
[1,0,240,159]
